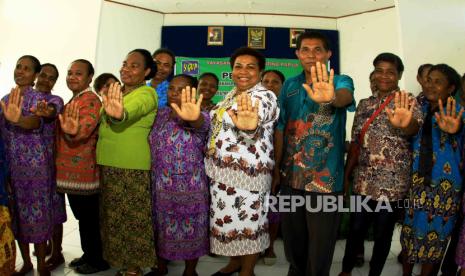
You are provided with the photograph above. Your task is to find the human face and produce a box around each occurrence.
[14,58,38,87]
[295,38,332,74]
[232,55,261,92]
[262,71,283,96]
[167,76,190,107]
[35,66,58,93]
[66,62,92,93]
[417,67,431,92]
[197,75,218,101]
[373,61,401,93]
[99,78,118,95]
[120,52,149,87]
[423,70,455,105]
[154,53,174,82]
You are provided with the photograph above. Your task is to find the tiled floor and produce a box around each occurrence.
[16,204,418,276]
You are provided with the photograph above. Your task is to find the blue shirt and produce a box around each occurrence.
[147,79,169,108]
[277,72,355,193]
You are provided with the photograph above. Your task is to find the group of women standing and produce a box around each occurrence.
[0,46,280,276]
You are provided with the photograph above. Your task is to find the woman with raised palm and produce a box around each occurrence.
[207,47,279,276]
[1,55,54,276]
[401,64,465,276]
[53,59,110,274]
[149,75,210,276]
[340,53,423,276]
[97,49,158,276]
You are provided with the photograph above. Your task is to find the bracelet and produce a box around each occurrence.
[109,109,128,124]
[321,94,336,106]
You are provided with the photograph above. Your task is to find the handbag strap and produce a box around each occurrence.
[357,93,395,145]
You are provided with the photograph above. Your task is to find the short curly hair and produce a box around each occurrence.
[230,47,266,71]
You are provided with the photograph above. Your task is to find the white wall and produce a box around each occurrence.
[0,0,102,101]
[163,14,336,29]
[95,1,164,79]
[337,8,401,139]
[396,0,465,93]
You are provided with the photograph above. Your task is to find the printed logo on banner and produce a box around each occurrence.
[181,60,199,76]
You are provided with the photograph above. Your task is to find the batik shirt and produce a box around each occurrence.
[205,83,279,193]
[147,79,168,108]
[277,72,355,193]
[352,92,423,201]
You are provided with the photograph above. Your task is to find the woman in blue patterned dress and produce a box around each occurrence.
[401,64,465,276]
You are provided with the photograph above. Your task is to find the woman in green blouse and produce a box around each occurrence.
[97,49,158,276]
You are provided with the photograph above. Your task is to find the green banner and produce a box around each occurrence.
[175,56,302,102]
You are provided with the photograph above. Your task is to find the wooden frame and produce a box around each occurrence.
[207,26,224,46]
[247,27,266,49]
[290,28,305,48]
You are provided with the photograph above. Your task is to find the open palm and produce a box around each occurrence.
[59,101,80,135]
[228,92,259,131]
[102,82,124,120]
[0,86,23,123]
[302,62,335,104]
[435,97,464,134]
[31,100,54,118]
[386,91,414,129]
[171,86,203,121]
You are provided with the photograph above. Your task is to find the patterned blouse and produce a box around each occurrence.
[56,90,102,194]
[352,92,424,201]
[205,83,279,192]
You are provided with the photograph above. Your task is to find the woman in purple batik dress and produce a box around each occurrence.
[149,75,209,276]
[33,63,66,271]
[0,55,54,276]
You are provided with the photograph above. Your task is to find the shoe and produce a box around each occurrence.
[211,267,241,276]
[75,263,109,274]
[69,257,86,268]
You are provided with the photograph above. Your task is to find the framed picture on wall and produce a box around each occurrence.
[207,26,224,46]
[290,28,305,48]
[248,27,265,49]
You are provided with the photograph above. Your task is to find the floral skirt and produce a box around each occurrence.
[100,166,157,268]
[153,177,209,260]
[0,206,15,275]
[401,175,461,264]
[210,182,269,256]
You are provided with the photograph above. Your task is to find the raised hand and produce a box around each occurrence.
[227,92,259,131]
[31,100,55,118]
[102,82,124,120]
[302,62,335,104]
[435,97,464,134]
[170,86,203,122]
[386,91,415,129]
[59,101,80,135]
[0,86,24,123]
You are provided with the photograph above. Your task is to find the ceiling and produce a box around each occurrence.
[107,0,395,18]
